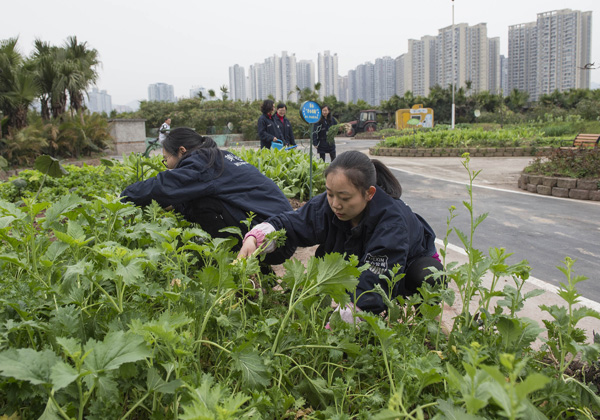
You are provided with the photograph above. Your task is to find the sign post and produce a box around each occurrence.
[299,101,322,199]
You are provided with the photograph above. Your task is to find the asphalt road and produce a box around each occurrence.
[328,139,600,303]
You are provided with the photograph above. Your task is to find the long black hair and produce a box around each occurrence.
[261,99,274,115]
[323,151,402,198]
[162,127,223,173]
[319,105,333,124]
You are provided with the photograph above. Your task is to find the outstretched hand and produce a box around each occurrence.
[236,236,258,260]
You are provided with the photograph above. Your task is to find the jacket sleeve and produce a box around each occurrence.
[287,120,296,145]
[121,161,213,207]
[257,116,274,143]
[353,220,411,314]
[267,193,329,256]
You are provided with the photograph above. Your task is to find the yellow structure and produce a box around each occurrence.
[395,104,434,129]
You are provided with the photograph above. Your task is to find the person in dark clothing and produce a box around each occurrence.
[121,127,293,248]
[257,99,282,149]
[237,151,443,318]
[273,103,296,146]
[312,105,338,162]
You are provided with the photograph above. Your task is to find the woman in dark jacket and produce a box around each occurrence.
[273,103,296,146]
[121,127,293,246]
[257,99,282,149]
[312,105,338,161]
[237,151,443,317]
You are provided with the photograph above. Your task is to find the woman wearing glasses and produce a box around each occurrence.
[121,127,293,245]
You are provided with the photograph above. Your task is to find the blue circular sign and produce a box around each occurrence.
[300,101,322,124]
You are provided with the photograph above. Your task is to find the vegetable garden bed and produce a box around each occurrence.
[0,151,598,419]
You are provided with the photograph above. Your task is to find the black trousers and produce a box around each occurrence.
[392,256,445,298]
[319,151,336,162]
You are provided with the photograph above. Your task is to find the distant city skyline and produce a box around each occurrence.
[224,9,591,107]
[12,1,597,106]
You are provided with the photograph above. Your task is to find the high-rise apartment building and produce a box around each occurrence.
[374,56,396,104]
[280,51,298,102]
[296,60,315,91]
[86,87,112,114]
[148,83,175,102]
[500,55,509,96]
[228,64,246,101]
[406,36,436,97]
[436,23,493,94]
[348,69,358,104]
[509,9,592,101]
[245,52,298,102]
[536,9,592,98]
[395,54,407,97]
[508,22,537,99]
[488,37,501,94]
[355,62,375,106]
[317,51,339,100]
[338,75,348,103]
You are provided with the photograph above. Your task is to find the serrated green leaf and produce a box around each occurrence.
[230,349,270,389]
[50,361,79,391]
[0,348,61,385]
[83,331,150,372]
[313,253,361,303]
[42,194,84,229]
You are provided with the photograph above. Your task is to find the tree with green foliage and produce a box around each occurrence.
[0,38,39,132]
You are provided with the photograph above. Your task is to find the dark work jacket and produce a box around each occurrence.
[267,186,437,314]
[121,150,293,236]
[312,116,338,153]
[257,113,283,149]
[273,115,296,146]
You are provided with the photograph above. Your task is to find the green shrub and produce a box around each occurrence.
[524,148,600,179]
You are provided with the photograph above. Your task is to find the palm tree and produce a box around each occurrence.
[0,38,40,131]
[219,85,229,101]
[31,39,62,120]
[63,36,100,114]
[208,89,216,101]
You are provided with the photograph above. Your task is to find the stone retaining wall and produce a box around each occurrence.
[519,174,600,201]
[370,146,551,157]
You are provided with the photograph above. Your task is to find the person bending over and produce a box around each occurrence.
[121,127,293,249]
[237,150,443,316]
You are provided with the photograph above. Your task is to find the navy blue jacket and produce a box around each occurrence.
[257,114,282,149]
[273,115,296,146]
[121,150,293,230]
[267,186,437,314]
[312,116,338,153]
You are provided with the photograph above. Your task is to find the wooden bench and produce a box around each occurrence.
[560,133,600,149]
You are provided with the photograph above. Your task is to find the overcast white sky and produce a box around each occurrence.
[4,0,599,106]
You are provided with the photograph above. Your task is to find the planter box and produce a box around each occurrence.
[528,175,543,186]
[569,189,590,200]
[542,177,558,187]
[556,178,577,189]
[536,185,552,195]
[577,179,599,190]
[552,187,569,198]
